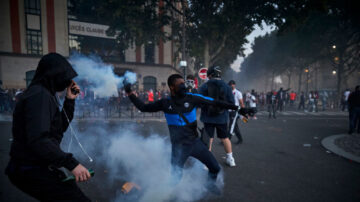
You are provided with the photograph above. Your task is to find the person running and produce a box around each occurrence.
[228,80,244,144]
[199,66,236,167]
[124,74,250,193]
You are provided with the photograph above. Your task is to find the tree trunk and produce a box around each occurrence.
[287,73,291,89]
[336,63,342,101]
[204,40,210,68]
[297,69,302,94]
[271,71,275,90]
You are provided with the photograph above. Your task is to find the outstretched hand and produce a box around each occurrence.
[123,79,133,96]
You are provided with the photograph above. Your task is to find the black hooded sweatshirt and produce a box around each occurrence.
[9,53,79,171]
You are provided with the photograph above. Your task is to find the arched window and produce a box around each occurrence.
[143,76,157,91]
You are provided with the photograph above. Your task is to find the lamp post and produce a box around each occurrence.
[180,60,187,78]
[305,68,310,96]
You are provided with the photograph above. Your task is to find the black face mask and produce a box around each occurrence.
[54,78,72,92]
[175,83,187,97]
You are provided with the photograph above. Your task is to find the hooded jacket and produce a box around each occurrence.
[9,53,79,171]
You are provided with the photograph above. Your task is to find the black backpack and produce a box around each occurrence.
[206,81,225,116]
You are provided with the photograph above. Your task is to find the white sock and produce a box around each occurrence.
[226,152,233,158]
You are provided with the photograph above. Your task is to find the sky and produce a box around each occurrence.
[230,22,275,72]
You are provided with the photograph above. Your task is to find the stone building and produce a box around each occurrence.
[0,0,181,91]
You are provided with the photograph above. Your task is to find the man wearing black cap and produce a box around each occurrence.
[199,66,236,167]
[5,53,91,201]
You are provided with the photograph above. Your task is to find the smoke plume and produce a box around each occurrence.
[69,53,136,97]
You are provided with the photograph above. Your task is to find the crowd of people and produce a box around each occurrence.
[3,53,359,201]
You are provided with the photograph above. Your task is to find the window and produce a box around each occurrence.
[25,0,42,55]
[145,41,155,64]
[143,76,157,91]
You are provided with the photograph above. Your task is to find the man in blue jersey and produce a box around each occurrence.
[125,74,250,193]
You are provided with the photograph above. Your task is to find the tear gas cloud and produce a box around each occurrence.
[66,53,223,201]
[69,53,136,97]
[67,123,224,202]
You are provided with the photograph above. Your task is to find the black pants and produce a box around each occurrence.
[349,107,360,133]
[171,139,220,182]
[268,103,276,118]
[228,111,243,142]
[5,160,90,202]
[298,101,305,110]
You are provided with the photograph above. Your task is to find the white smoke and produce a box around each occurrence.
[274,75,282,84]
[69,53,136,97]
[69,124,224,202]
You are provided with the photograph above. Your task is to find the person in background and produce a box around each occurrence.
[185,75,198,93]
[267,90,277,119]
[343,89,351,111]
[298,92,305,111]
[228,80,244,144]
[289,91,296,107]
[348,85,360,134]
[147,89,154,103]
[249,89,258,120]
[321,91,329,111]
[199,66,236,167]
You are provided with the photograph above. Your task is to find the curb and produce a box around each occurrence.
[321,134,360,163]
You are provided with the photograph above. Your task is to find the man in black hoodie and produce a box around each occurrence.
[5,53,91,201]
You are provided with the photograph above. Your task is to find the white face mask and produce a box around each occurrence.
[185,79,195,89]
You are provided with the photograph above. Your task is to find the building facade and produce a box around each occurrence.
[0,0,180,90]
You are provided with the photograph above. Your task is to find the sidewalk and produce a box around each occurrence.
[322,134,360,163]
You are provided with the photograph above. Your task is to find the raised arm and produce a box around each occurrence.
[128,94,163,112]
[190,93,238,110]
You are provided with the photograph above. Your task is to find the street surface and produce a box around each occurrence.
[1,112,359,202]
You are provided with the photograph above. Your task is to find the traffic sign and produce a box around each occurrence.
[198,68,208,80]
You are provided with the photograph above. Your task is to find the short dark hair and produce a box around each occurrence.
[167,74,183,87]
[228,80,235,85]
[186,75,195,80]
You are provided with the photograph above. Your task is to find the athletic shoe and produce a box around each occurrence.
[226,157,236,167]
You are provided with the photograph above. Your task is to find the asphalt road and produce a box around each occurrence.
[0,112,359,202]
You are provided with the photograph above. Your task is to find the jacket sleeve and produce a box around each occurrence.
[25,92,79,171]
[129,94,163,112]
[61,98,75,132]
[191,93,238,110]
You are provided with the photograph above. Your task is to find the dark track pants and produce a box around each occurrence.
[171,139,220,182]
[5,160,90,202]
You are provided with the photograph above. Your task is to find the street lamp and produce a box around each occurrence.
[305,68,309,73]
[180,60,187,77]
[332,70,336,75]
[332,45,336,49]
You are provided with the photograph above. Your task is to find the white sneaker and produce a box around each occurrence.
[226,157,236,167]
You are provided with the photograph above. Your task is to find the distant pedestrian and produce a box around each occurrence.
[289,91,296,107]
[298,92,305,110]
[228,80,244,144]
[321,91,329,111]
[348,86,360,134]
[267,90,277,119]
[342,89,351,111]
